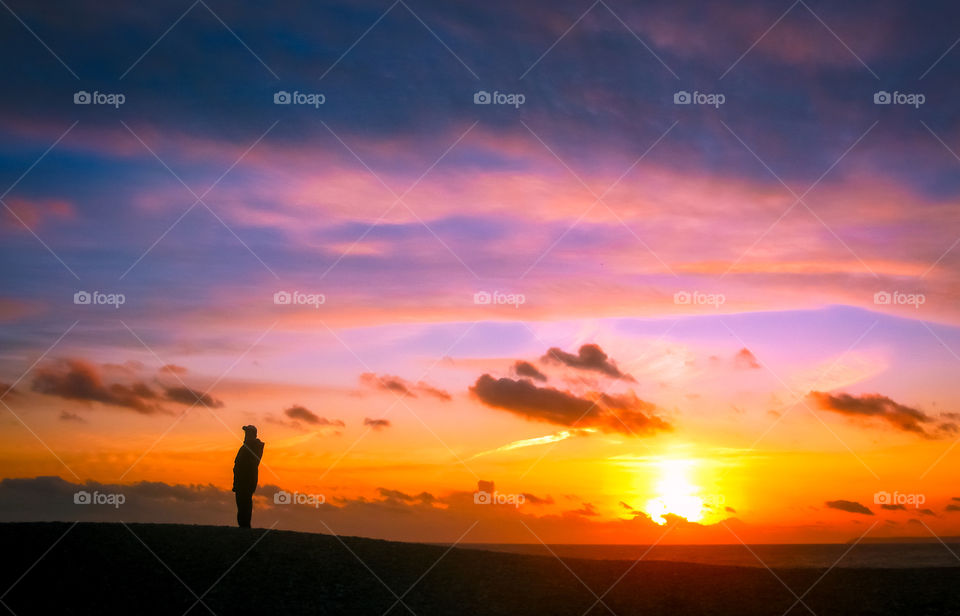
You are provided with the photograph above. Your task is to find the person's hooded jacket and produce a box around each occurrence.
[232,436,264,494]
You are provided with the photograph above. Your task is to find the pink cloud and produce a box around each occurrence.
[2,197,75,230]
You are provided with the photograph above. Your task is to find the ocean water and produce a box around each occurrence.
[461,542,960,568]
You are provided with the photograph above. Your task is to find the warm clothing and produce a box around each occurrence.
[232,438,264,495]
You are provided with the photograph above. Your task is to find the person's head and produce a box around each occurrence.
[242,425,257,441]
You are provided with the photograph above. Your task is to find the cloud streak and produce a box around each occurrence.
[808,391,950,437]
[360,373,451,401]
[513,360,547,382]
[470,375,668,436]
[31,359,224,414]
[32,360,163,414]
[542,344,635,381]
[284,405,345,427]
[364,418,391,431]
[825,500,874,515]
[469,428,596,459]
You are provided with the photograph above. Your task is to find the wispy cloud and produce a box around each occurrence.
[469,428,596,459]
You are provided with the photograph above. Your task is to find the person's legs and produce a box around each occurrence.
[235,491,253,528]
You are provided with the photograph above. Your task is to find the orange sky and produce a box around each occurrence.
[4,308,960,544]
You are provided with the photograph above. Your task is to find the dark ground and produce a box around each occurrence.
[0,522,957,615]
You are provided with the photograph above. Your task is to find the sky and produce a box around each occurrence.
[2,0,960,545]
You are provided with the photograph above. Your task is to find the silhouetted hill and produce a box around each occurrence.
[1,522,958,615]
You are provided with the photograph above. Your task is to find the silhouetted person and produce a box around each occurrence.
[232,425,264,528]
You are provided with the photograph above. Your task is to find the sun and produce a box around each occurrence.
[644,458,705,525]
